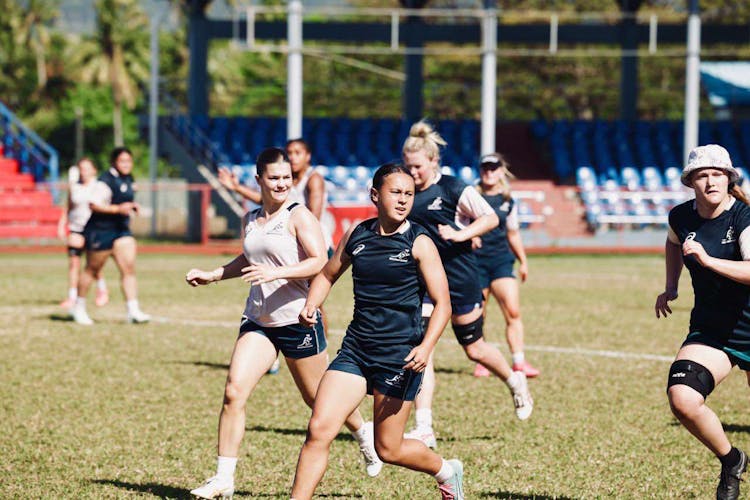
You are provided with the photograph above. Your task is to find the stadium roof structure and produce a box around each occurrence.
[700,62,750,108]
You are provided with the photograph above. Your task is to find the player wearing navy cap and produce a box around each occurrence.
[656,144,750,500]
[290,163,464,500]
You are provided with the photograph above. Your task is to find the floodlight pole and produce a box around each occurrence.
[149,2,169,237]
[287,0,303,140]
[684,0,701,164]
[480,4,498,157]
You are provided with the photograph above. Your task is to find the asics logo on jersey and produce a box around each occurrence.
[384,373,404,387]
[427,197,443,210]
[120,184,128,193]
[685,232,697,242]
[352,244,366,255]
[389,248,411,262]
[297,334,314,349]
[722,226,736,244]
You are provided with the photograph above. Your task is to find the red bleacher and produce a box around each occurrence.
[0,145,61,238]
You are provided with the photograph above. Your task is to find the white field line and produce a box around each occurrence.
[16,307,674,363]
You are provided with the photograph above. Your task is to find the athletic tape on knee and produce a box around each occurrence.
[667,359,715,399]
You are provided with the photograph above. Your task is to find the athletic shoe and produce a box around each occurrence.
[190,475,234,499]
[473,363,491,377]
[267,357,280,375]
[717,449,748,500]
[404,426,437,449]
[512,360,540,378]
[127,310,151,324]
[509,371,533,420]
[60,298,74,309]
[359,421,383,477]
[94,288,109,307]
[438,459,464,500]
[71,307,94,326]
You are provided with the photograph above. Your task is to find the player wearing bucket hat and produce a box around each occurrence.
[657,144,750,499]
[681,144,740,187]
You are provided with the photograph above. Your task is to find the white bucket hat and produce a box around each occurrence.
[681,144,739,187]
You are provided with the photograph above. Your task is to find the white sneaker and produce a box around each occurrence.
[71,307,94,326]
[190,475,234,499]
[404,426,437,449]
[359,421,383,477]
[509,371,533,420]
[127,310,151,324]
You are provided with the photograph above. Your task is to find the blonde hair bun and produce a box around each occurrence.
[402,120,447,162]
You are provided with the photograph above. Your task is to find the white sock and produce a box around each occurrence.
[512,352,525,365]
[75,297,87,310]
[416,409,433,430]
[96,278,107,291]
[351,422,369,446]
[68,287,77,301]
[126,299,140,314]
[216,456,237,481]
[433,459,455,484]
[505,371,522,391]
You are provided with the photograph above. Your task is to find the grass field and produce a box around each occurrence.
[3,252,750,499]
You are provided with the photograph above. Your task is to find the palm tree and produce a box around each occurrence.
[69,0,149,146]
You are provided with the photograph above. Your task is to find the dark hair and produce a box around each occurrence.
[372,162,413,190]
[286,138,311,154]
[256,147,290,176]
[110,146,132,166]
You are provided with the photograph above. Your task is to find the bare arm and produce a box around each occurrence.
[218,167,262,204]
[655,239,683,318]
[684,237,750,285]
[507,228,528,282]
[305,172,326,220]
[403,234,451,372]
[185,253,250,286]
[438,186,499,242]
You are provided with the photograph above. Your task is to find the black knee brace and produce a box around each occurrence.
[452,316,484,346]
[68,246,84,257]
[667,359,715,399]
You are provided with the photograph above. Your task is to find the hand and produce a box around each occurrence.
[241,263,279,285]
[682,239,713,267]
[298,304,318,327]
[403,344,432,372]
[185,268,219,287]
[471,236,482,250]
[437,224,464,242]
[131,202,141,215]
[518,261,528,282]
[57,221,67,241]
[118,202,135,215]
[218,167,239,191]
[655,288,678,318]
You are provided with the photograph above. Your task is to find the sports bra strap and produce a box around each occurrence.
[287,202,300,211]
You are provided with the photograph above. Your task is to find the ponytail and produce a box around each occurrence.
[730,183,750,205]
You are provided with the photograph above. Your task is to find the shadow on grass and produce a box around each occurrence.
[173,360,230,371]
[723,423,750,433]
[49,313,74,322]
[481,491,578,499]
[90,479,253,498]
[246,424,352,441]
[435,367,467,375]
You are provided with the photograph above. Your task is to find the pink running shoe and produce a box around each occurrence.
[512,360,540,378]
[473,363,491,377]
[60,298,74,309]
[95,289,109,307]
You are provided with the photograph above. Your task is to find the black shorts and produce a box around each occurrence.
[85,228,132,251]
[239,317,327,359]
[477,255,516,289]
[328,336,423,401]
[683,331,750,371]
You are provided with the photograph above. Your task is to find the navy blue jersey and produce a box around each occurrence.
[85,168,135,232]
[344,219,427,354]
[669,199,750,339]
[475,194,514,260]
[408,175,482,305]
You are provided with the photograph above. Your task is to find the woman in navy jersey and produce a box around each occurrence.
[471,153,539,379]
[402,121,533,449]
[656,145,750,500]
[290,163,465,500]
[185,148,380,500]
[71,147,149,325]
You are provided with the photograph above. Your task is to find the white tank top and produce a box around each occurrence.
[242,202,309,327]
[291,167,334,249]
[68,181,97,233]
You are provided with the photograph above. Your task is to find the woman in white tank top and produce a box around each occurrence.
[184,147,382,499]
[57,158,108,309]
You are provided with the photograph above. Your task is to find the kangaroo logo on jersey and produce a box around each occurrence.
[352,243,366,255]
[384,373,404,387]
[500,201,510,212]
[722,226,736,244]
[267,221,285,235]
[389,248,411,263]
[120,183,128,193]
[685,232,697,242]
[297,334,314,349]
[427,197,443,211]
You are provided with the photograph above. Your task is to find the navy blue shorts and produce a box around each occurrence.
[239,317,327,359]
[85,228,132,251]
[683,331,750,371]
[328,336,423,401]
[477,255,516,289]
